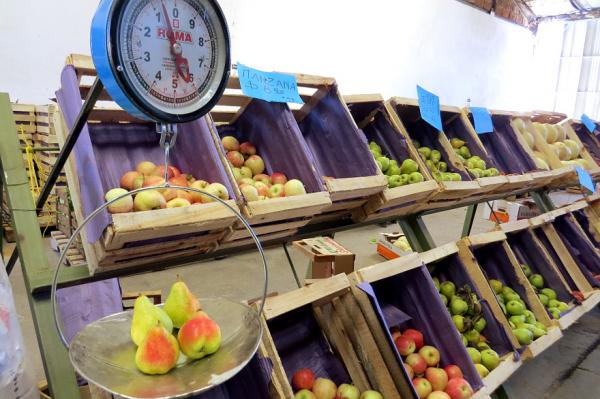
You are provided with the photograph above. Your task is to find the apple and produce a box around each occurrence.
[413,377,433,398]
[166,198,191,208]
[359,391,383,399]
[253,181,270,197]
[489,279,503,294]
[391,327,402,341]
[404,363,414,379]
[189,180,209,203]
[204,183,229,202]
[528,274,544,289]
[120,171,141,190]
[336,384,360,399]
[142,175,166,189]
[245,155,265,175]
[268,183,285,198]
[253,174,272,185]
[240,166,253,179]
[295,390,317,399]
[395,335,416,356]
[133,190,166,211]
[440,281,456,300]
[473,317,486,333]
[480,349,500,371]
[450,298,468,316]
[105,188,133,213]
[221,136,240,151]
[452,315,466,332]
[464,330,480,346]
[443,365,463,380]
[521,263,532,277]
[168,174,189,187]
[466,347,481,364]
[240,184,259,202]
[227,151,245,167]
[540,288,557,300]
[152,165,180,179]
[239,141,257,155]
[506,300,525,316]
[425,367,448,391]
[232,167,243,183]
[239,177,255,186]
[403,329,425,350]
[444,378,473,399]
[271,172,288,185]
[474,364,489,378]
[312,378,337,399]
[292,368,315,391]
[136,161,156,176]
[406,353,427,375]
[427,392,451,399]
[419,346,441,367]
[284,179,306,196]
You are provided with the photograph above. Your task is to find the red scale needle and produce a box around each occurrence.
[161,0,191,83]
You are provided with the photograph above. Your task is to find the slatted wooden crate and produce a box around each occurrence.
[55,54,240,273]
[563,119,600,179]
[349,252,487,398]
[259,274,402,399]
[344,95,440,222]
[457,232,562,359]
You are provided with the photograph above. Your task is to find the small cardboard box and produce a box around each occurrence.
[293,236,355,278]
[377,232,414,260]
[483,199,539,223]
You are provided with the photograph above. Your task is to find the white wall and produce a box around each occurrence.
[0,0,536,111]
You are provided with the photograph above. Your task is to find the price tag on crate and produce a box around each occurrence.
[237,63,304,104]
[417,85,443,131]
[581,114,597,134]
[471,107,494,134]
[576,166,595,193]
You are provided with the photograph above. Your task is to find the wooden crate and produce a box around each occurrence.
[344,95,440,222]
[55,54,240,273]
[349,252,487,398]
[259,274,402,399]
[386,97,483,205]
[457,232,562,359]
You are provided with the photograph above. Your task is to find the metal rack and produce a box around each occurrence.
[0,90,559,398]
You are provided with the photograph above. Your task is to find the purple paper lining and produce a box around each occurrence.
[363,110,415,164]
[298,86,380,179]
[572,209,600,247]
[366,266,484,392]
[216,99,325,194]
[571,123,600,164]
[268,304,350,387]
[552,215,600,284]
[443,112,497,169]
[431,253,515,356]
[56,66,235,243]
[483,115,538,174]
[533,228,581,289]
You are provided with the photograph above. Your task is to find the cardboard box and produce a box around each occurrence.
[483,199,539,223]
[376,232,414,260]
[293,236,355,278]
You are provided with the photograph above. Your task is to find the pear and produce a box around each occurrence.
[418,147,432,160]
[400,159,419,174]
[177,312,222,359]
[131,295,173,346]
[135,325,179,375]
[451,138,465,149]
[459,146,471,159]
[437,161,448,172]
[513,327,533,345]
[430,150,442,163]
[164,280,201,328]
[490,279,503,294]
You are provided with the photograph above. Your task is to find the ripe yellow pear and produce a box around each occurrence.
[131,295,173,346]
[135,325,179,375]
[163,280,200,328]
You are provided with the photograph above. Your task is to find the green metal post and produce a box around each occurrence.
[461,204,477,238]
[0,93,81,398]
[398,214,436,252]
[531,190,555,213]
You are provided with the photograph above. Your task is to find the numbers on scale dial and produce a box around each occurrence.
[119,0,218,114]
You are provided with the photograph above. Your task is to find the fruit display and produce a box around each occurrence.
[368,141,424,188]
[105,161,230,213]
[413,141,463,183]
[433,278,502,378]
[448,138,499,179]
[290,368,383,399]
[131,279,221,375]
[390,327,475,399]
[222,135,307,201]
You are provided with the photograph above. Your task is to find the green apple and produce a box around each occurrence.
[520,264,532,277]
[377,156,390,172]
[409,172,424,184]
[476,159,486,170]
[425,159,437,172]
[433,277,440,291]
[389,159,398,167]
[369,141,382,153]
[509,315,526,325]
[502,286,515,295]
[418,147,432,160]
[371,149,382,158]
[540,288,557,300]
[449,173,462,181]
[538,294,549,307]
[461,334,468,347]
[490,279,503,294]
[452,315,466,332]
[475,363,490,378]
[440,281,456,300]
[487,168,500,176]
[480,349,500,371]
[388,175,403,188]
[459,146,471,159]
[466,347,481,364]
[528,274,544,289]
[557,301,569,312]
[513,328,534,345]
[476,341,491,351]
[524,310,537,324]
[386,165,402,176]
[430,150,441,163]
[399,174,410,186]
[504,292,520,302]
[481,169,491,177]
[474,317,486,333]
[506,300,525,316]
[437,162,447,172]
[548,307,561,319]
[534,321,547,332]
[440,293,448,306]
[548,299,560,309]
[465,158,477,169]
[468,168,482,178]
[500,302,507,315]
[450,298,469,316]
[464,329,481,346]
[400,159,419,174]
[496,294,505,304]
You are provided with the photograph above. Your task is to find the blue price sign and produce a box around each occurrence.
[471,107,494,134]
[576,166,595,193]
[581,114,597,134]
[237,63,304,104]
[417,85,443,132]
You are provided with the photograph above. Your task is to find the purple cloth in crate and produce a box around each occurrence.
[218,99,325,193]
[572,123,600,160]
[573,210,600,246]
[533,228,581,289]
[268,305,350,386]
[299,86,379,179]
[554,215,600,274]
[56,279,123,343]
[506,231,571,301]
[363,110,413,162]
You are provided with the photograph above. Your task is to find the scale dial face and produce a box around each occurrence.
[110,0,229,122]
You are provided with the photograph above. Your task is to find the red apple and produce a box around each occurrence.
[406,353,427,375]
[240,166,253,179]
[404,363,414,379]
[444,378,473,399]
[222,136,240,151]
[413,377,433,398]
[391,327,402,342]
[142,175,166,189]
[443,365,463,380]
[253,174,272,185]
[425,367,448,392]
[120,171,141,190]
[271,172,288,185]
[419,346,441,367]
[240,183,259,202]
[239,141,257,156]
[254,181,270,197]
[292,368,315,391]
[152,165,180,179]
[227,151,245,168]
[136,161,156,176]
[403,329,425,350]
[284,179,306,196]
[244,155,265,175]
[395,335,416,356]
[189,180,209,203]
[312,378,337,399]
[427,392,451,399]
[168,174,189,187]
[268,183,285,198]
[336,383,360,399]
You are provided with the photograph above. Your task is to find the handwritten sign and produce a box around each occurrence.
[576,166,595,193]
[417,85,442,131]
[581,114,597,134]
[237,63,303,104]
[471,107,494,134]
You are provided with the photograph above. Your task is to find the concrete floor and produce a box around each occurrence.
[5,205,599,397]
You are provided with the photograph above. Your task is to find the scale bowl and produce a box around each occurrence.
[69,298,261,398]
